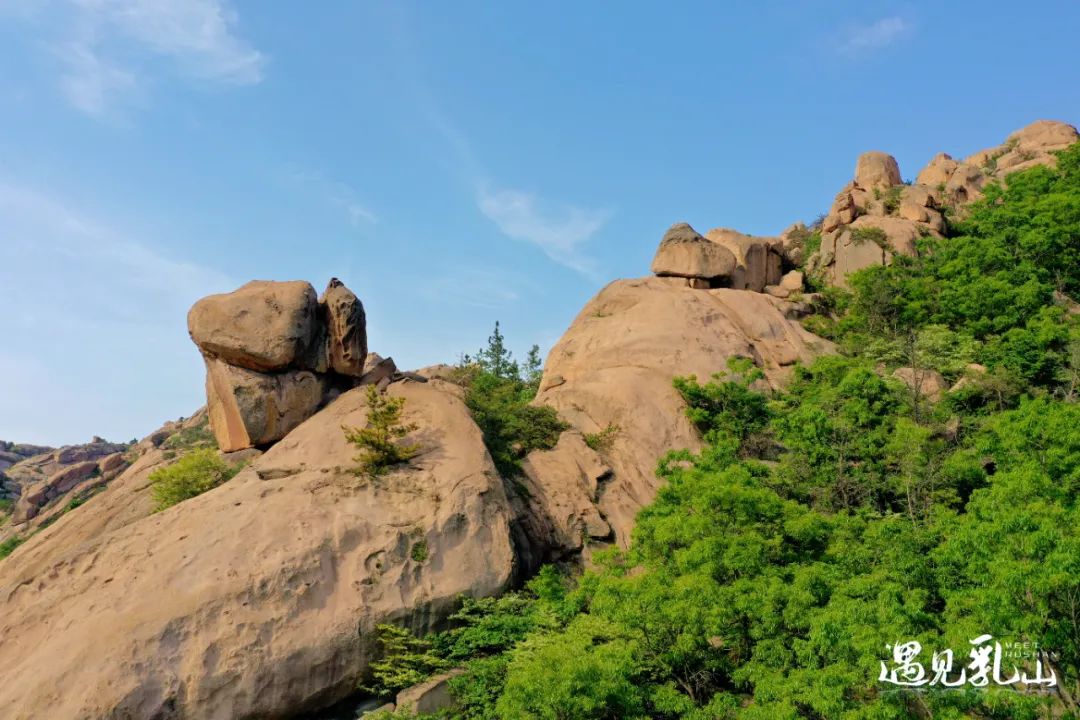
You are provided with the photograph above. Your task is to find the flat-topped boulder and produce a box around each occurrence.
[650,222,736,283]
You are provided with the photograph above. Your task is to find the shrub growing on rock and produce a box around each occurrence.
[149,448,242,511]
[458,323,567,477]
[344,385,421,477]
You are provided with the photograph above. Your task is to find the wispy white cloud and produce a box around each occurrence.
[56,38,140,117]
[283,167,378,228]
[11,0,265,117]
[838,16,911,54]
[379,6,610,278]
[422,267,521,310]
[477,186,609,278]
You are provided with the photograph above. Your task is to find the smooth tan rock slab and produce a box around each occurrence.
[533,278,830,546]
[0,380,514,720]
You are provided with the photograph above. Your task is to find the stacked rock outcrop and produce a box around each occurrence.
[650,222,789,292]
[187,278,367,451]
[809,119,1079,286]
[2,438,129,525]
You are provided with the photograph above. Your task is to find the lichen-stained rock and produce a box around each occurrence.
[204,358,326,451]
[320,278,368,377]
[650,222,736,282]
[0,379,514,720]
[533,277,829,545]
[188,280,320,373]
[704,227,783,292]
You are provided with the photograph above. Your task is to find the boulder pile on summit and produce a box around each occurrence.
[187,277,368,451]
[808,119,1079,286]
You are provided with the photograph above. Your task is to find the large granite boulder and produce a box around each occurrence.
[188,278,369,452]
[188,280,321,373]
[204,359,327,452]
[650,222,736,284]
[529,277,830,547]
[855,150,902,190]
[705,228,783,292]
[0,379,514,719]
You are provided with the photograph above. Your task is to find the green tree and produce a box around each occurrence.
[344,385,421,477]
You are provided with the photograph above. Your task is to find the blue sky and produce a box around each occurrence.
[1,1,1078,446]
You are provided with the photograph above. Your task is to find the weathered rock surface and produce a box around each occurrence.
[321,278,368,377]
[189,278,369,451]
[855,150,902,190]
[188,280,321,373]
[650,222,736,282]
[892,367,948,402]
[518,432,613,562]
[0,379,514,720]
[530,277,830,546]
[1,437,130,527]
[204,358,327,452]
[396,669,465,715]
[704,228,783,292]
[808,120,1078,286]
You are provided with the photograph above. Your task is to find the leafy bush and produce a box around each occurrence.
[849,225,890,249]
[0,535,24,558]
[364,624,451,697]
[458,323,567,477]
[344,385,421,477]
[149,448,242,511]
[583,424,620,452]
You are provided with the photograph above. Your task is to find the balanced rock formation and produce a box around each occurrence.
[0,379,514,719]
[189,278,368,451]
[650,222,736,288]
[650,222,786,292]
[810,120,1079,286]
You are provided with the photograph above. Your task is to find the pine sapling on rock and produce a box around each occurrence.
[344,385,421,477]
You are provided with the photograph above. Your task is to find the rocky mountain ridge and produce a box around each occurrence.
[0,119,1074,719]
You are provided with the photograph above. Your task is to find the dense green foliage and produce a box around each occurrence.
[149,448,242,511]
[457,323,567,477]
[344,385,421,477]
[364,146,1080,718]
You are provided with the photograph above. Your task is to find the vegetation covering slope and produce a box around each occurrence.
[366,144,1080,719]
